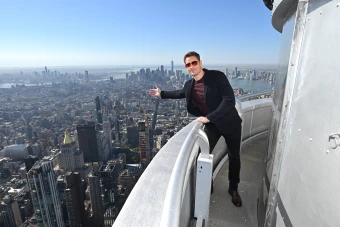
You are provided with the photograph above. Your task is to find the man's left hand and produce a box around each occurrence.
[195,117,210,123]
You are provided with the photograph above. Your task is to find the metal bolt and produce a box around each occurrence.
[320,11,322,14]
[326,150,329,154]
[337,3,339,7]
[309,138,313,141]
[298,129,301,132]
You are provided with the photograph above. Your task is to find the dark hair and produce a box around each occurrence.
[183,51,200,63]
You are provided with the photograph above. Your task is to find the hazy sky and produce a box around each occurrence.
[0,0,281,67]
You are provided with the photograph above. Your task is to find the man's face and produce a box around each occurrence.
[185,56,202,77]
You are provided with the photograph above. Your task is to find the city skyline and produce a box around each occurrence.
[0,48,276,226]
[0,63,278,72]
[0,0,281,67]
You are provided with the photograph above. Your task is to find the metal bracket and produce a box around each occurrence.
[328,133,340,149]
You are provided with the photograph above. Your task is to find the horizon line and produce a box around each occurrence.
[0,63,278,69]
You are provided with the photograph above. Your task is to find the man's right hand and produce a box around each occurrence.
[149,85,161,97]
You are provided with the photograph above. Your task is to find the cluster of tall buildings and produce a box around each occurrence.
[225,67,276,83]
[27,159,64,226]
[125,60,182,83]
[0,70,181,226]
[0,89,148,226]
[0,125,140,227]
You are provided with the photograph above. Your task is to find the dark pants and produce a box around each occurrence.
[204,123,241,191]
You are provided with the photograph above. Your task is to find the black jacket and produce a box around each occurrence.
[160,68,242,135]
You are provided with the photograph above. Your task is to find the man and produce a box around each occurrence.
[149,51,242,207]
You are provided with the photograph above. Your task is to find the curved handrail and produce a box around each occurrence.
[160,122,209,227]
[236,91,273,102]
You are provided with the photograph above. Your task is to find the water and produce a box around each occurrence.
[0,83,52,88]
[0,77,274,92]
[0,83,36,88]
[228,79,274,92]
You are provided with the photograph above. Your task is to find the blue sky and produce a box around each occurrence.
[0,0,281,67]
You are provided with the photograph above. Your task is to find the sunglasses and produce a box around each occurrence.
[185,60,199,68]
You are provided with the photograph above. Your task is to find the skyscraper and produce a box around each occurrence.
[114,105,121,146]
[138,121,147,165]
[65,172,86,227]
[76,124,99,163]
[96,131,104,164]
[171,60,174,75]
[160,65,164,77]
[27,159,64,227]
[145,119,151,165]
[138,120,152,167]
[60,130,84,170]
[0,195,22,227]
[88,164,104,226]
[85,70,89,83]
[95,96,101,112]
[102,118,112,162]
[151,99,159,132]
[127,126,139,148]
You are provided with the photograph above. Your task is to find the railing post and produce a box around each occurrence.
[195,218,205,227]
[194,129,213,227]
[160,122,206,227]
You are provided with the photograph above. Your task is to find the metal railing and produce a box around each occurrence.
[160,122,211,227]
[160,92,273,227]
[237,90,273,102]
